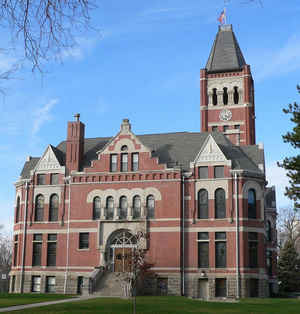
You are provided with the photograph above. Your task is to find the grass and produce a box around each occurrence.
[2,296,300,314]
[0,293,74,308]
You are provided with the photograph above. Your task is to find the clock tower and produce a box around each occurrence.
[200,24,256,146]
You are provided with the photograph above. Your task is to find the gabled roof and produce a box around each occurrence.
[20,131,265,179]
[206,24,246,73]
[20,157,40,179]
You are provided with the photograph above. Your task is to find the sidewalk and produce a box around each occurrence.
[0,295,99,313]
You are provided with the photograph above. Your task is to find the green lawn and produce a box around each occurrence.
[0,293,74,308]
[3,296,300,314]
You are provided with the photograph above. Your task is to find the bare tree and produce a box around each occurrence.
[0,0,97,78]
[0,231,12,269]
[277,207,300,249]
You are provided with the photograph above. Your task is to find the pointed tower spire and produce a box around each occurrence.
[200,25,256,146]
[206,25,246,73]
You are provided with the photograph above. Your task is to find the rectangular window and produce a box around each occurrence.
[50,174,59,185]
[214,166,224,178]
[13,235,18,266]
[234,125,240,130]
[32,234,42,266]
[37,174,46,185]
[249,232,258,268]
[47,234,57,266]
[215,278,227,297]
[31,276,41,292]
[250,279,259,297]
[132,153,139,171]
[46,276,56,293]
[215,232,226,268]
[212,126,218,132]
[110,154,117,172]
[79,233,89,249]
[266,251,272,276]
[197,232,209,268]
[223,125,229,132]
[121,153,128,172]
[198,166,208,179]
[157,278,168,295]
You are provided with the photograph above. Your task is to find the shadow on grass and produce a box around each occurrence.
[5,296,300,314]
[0,293,75,308]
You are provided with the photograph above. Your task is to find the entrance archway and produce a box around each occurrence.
[106,229,137,272]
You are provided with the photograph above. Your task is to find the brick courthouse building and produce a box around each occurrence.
[10,25,278,298]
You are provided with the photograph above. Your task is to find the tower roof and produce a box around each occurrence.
[205,24,246,73]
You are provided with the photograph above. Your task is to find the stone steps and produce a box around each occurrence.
[94,271,132,297]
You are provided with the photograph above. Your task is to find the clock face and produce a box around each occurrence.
[219,109,232,121]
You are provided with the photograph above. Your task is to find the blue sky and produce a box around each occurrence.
[0,0,299,233]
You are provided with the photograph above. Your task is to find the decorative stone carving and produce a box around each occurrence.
[207,77,243,90]
[194,135,227,164]
[34,145,64,173]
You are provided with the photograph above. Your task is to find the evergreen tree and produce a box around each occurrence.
[278,239,300,292]
[278,85,300,210]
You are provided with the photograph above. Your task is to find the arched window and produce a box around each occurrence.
[198,189,208,219]
[133,195,141,219]
[215,188,226,219]
[146,195,155,219]
[35,194,44,221]
[93,196,101,220]
[15,197,20,223]
[49,194,59,221]
[266,220,272,241]
[119,196,128,219]
[223,87,228,105]
[233,86,239,104]
[212,88,218,106]
[106,196,114,220]
[248,189,256,219]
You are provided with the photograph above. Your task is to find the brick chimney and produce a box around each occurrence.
[66,113,85,173]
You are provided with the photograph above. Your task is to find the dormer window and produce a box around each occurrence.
[223,87,228,105]
[214,166,224,178]
[110,154,117,172]
[223,125,229,132]
[132,153,139,171]
[233,86,239,104]
[212,88,218,106]
[37,174,46,185]
[121,153,128,172]
[50,174,59,185]
[198,166,208,179]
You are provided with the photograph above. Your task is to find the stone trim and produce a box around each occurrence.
[86,187,162,203]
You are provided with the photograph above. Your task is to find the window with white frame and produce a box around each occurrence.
[31,276,41,292]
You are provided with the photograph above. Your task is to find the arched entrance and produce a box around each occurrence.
[106,229,137,272]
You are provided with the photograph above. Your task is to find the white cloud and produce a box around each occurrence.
[266,161,293,209]
[60,47,83,60]
[0,199,14,234]
[32,98,58,135]
[255,34,300,80]
[0,53,17,72]
[59,36,99,61]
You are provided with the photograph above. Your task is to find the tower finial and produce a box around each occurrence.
[74,113,80,122]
